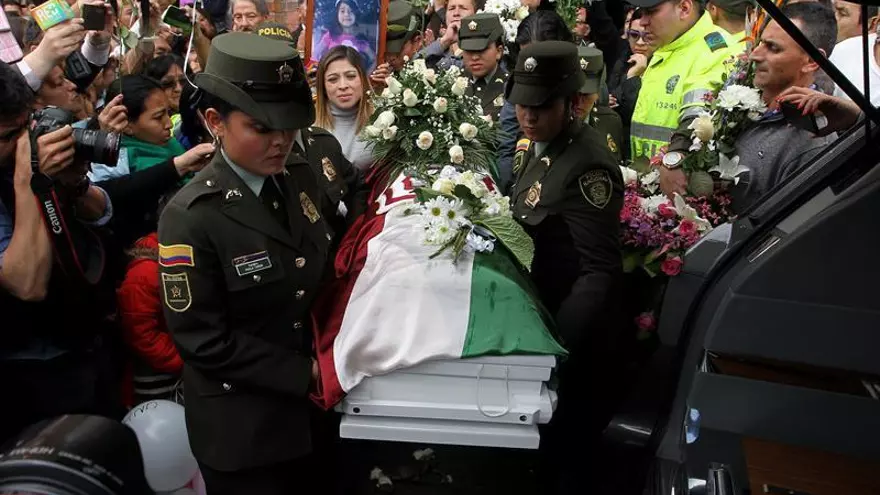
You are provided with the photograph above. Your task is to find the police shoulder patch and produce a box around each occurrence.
[704,32,728,52]
[578,169,612,209]
[161,272,192,312]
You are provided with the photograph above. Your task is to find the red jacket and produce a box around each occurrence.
[117,233,184,375]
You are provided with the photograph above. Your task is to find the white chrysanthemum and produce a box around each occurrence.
[416,131,434,150]
[424,221,458,245]
[717,84,766,112]
[445,199,471,227]
[422,196,454,223]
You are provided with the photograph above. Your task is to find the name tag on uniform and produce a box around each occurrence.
[233,251,272,277]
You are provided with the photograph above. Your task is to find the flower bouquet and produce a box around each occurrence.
[479,0,530,45]
[362,59,533,270]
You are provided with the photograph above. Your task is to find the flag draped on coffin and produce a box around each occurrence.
[310,174,567,410]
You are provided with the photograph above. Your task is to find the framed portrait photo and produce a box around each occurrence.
[305,0,388,73]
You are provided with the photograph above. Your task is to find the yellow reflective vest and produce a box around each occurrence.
[631,13,742,160]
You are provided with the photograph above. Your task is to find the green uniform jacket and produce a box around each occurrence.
[295,126,370,239]
[631,13,741,160]
[512,122,624,354]
[588,103,625,166]
[466,67,510,123]
[158,152,332,471]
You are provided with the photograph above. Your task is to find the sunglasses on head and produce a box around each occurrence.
[626,30,652,42]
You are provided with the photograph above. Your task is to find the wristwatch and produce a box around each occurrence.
[662,151,684,170]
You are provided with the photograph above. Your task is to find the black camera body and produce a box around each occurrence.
[31,106,121,167]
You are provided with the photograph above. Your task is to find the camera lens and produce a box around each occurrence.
[72,129,121,166]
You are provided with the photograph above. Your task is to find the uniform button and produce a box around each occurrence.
[296,290,305,300]
[294,321,303,330]
[521,215,527,219]
[222,382,232,391]
[295,257,306,268]
[206,180,214,187]
[326,233,332,240]
[253,274,261,283]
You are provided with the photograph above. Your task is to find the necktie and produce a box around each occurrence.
[259,176,289,230]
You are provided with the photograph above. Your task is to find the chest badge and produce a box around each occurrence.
[299,192,321,223]
[321,157,338,182]
[524,181,542,209]
[606,134,618,154]
[665,75,680,94]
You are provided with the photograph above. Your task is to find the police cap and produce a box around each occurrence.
[577,46,604,95]
[458,13,504,52]
[707,0,756,16]
[255,21,295,42]
[386,0,420,53]
[505,41,586,106]
[194,33,315,130]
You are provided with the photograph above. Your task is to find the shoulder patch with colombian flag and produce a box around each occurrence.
[516,139,531,153]
[579,169,612,209]
[514,138,531,174]
[159,244,195,267]
[704,32,728,52]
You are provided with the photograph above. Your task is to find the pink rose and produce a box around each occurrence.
[658,203,677,219]
[678,219,696,236]
[661,256,683,276]
[635,312,656,331]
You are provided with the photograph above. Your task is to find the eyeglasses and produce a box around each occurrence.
[626,30,653,43]
[160,77,187,89]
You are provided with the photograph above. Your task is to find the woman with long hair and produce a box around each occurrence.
[315,46,374,170]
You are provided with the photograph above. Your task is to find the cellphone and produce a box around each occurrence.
[162,5,193,35]
[31,0,76,30]
[780,100,819,134]
[81,4,106,31]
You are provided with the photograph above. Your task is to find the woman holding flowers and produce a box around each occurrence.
[506,41,625,493]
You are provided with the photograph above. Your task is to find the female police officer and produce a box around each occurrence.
[158,33,334,493]
[506,41,625,494]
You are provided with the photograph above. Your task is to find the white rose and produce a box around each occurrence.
[432,177,456,194]
[433,97,449,113]
[458,170,489,198]
[446,65,462,78]
[423,68,437,85]
[412,59,428,74]
[515,5,529,19]
[402,88,419,107]
[363,125,382,138]
[481,115,494,128]
[459,122,478,141]
[382,125,398,140]
[449,145,465,164]
[375,110,396,129]
[439,165,459,180]
[416,131,434,150]
[452,77,469,96]
[619,166,638,185]
[688,112,715,142]
[381,87,392,98]
[385,76,403,95]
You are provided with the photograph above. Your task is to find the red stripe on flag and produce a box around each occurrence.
[310,207,389,410]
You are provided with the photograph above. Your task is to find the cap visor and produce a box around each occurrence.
[385,37,405,53]
[506,84,549,106]
[195,73,315,130]
[459,38,490,52]
[627,0,667,7]
[579,79,601,94]
[262,100,315,130]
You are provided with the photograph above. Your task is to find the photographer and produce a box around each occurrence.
[0,62,118,444]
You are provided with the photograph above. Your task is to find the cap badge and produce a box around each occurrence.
[524,57,537,72]
[580,58,589,70]
[277,62,295,83]
[468,20,478,31]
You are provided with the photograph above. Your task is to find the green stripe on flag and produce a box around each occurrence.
[462,251,567,357]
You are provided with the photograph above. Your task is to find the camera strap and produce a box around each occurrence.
[30,169,105,287]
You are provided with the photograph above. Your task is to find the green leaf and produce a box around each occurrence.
[622,252,642,273]
[688,170,715,197]
[451,229,468,263]
[415,187,444,203]
[476,215,535,271]
[403,107,423,117]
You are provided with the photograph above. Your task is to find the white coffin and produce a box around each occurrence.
[340,415,543,450]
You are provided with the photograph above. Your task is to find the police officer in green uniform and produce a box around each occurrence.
[574,45,625,165]
[460,13,509,122]
[255,22,369,240]
[507,41,624,494]
[158,33,334,494]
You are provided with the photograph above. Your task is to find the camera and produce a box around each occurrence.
[31,107,121,167]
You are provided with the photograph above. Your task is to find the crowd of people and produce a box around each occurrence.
[0,0,872,492]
